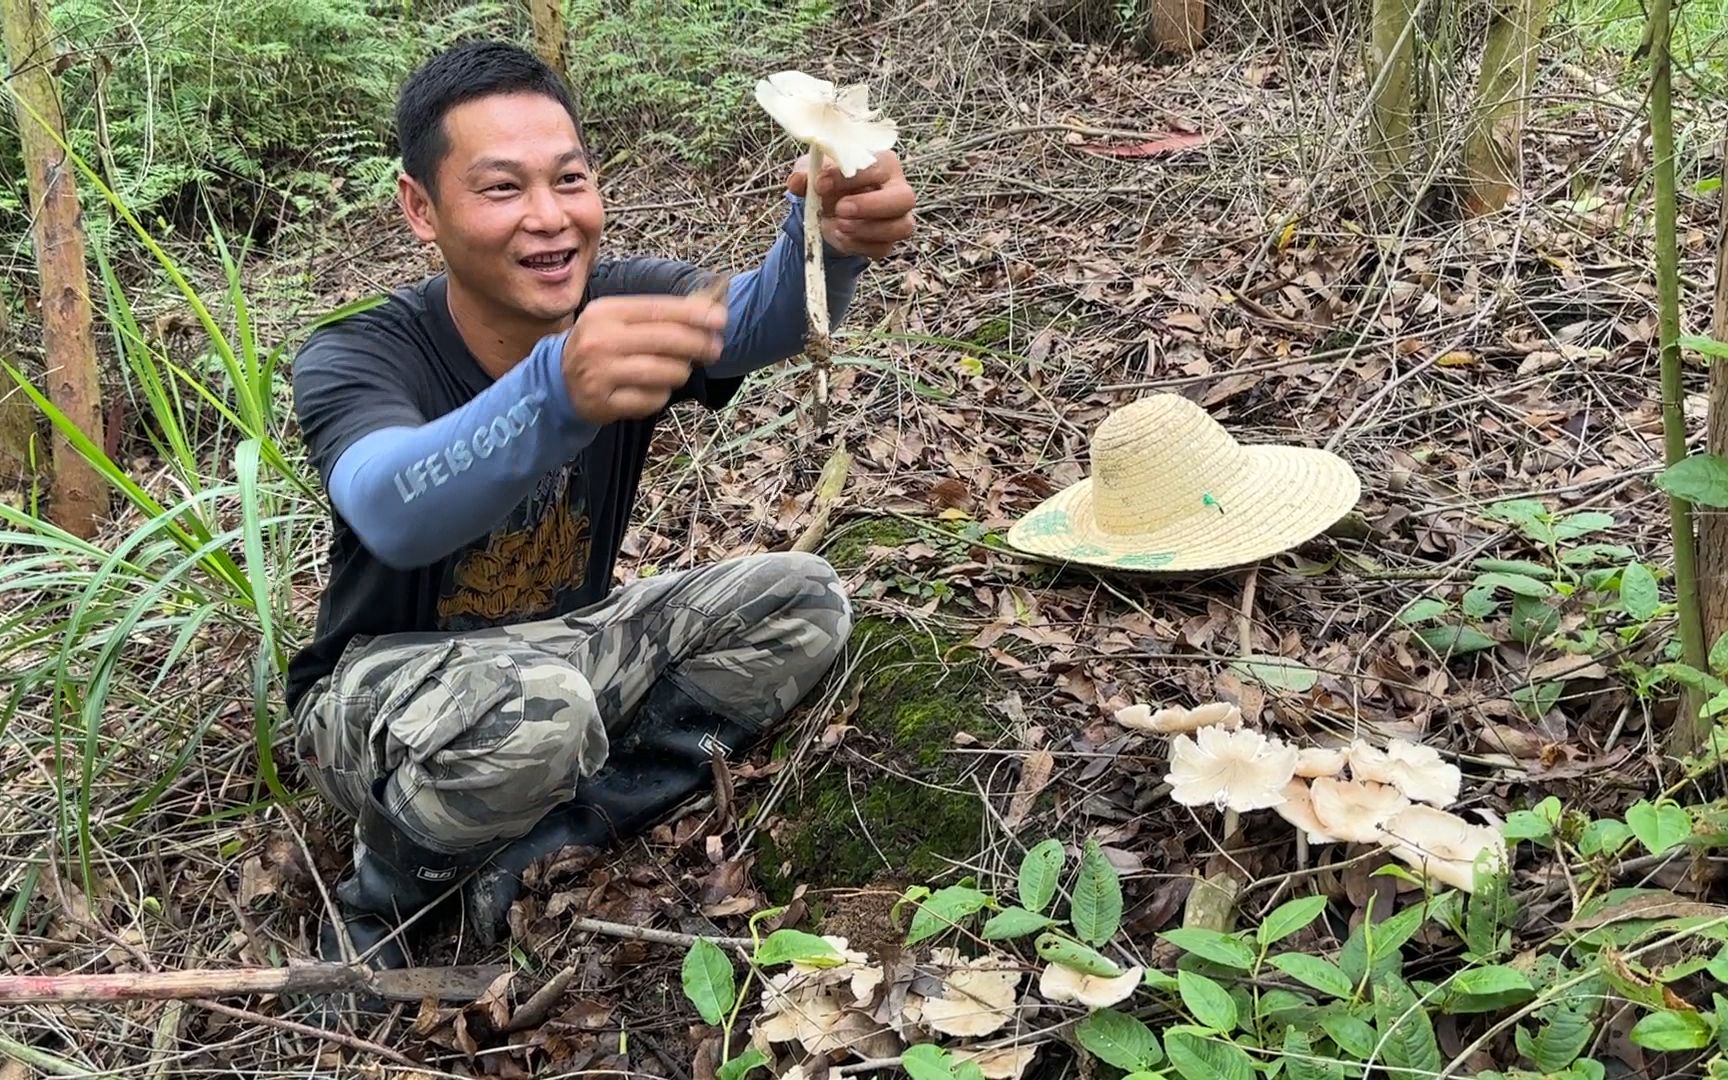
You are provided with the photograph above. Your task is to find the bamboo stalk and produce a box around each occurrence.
[804,145,832,429]
[1701,130,1728,650]
[792,447,852,553]
[2,0,107,537]
[1461,0,1555,215]
[0,963,504,1005]
[1649,0,1708,752]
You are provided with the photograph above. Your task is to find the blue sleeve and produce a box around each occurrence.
[707,193,871,379]
[326,332,597,570]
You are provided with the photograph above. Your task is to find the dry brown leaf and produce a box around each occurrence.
[1004,749,1054,828]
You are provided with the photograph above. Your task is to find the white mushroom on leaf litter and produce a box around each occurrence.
[1272,779,1337,843]
[754,71,898,426]
[1308,777,1411,844]
[1116,701,1243,734]
[1038,961,1143,1008]
[1295,746,1349,778]
[1379,804,1508,893]
[916,948,1022,1037]
[955,1045,1040,1080]
[1347,738,1462,806]
[1166,726,1299,812]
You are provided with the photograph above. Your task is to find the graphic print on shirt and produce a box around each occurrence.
[436,463,591,629]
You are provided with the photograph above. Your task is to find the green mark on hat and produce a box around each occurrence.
[1018,509,1070,539]
[1064,543,1109,559]
[1115,552,1175,569]
[1202,492,1224,514]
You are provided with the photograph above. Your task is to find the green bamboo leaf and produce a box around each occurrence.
[1072,839,1122,945]
[680,938,735,1025]
[1682,334,1728,360]
[1018,839,1065,914]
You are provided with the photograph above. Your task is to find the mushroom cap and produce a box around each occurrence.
[1037,963,1143,1008]
[754,71,899,177]
[1348,738,1462,806]
[917,954,1022,1037]
[1116,701,1243,734]
[1166,726,1298,812]
[1272,779,1338,843]
[1295,747,1349,778]
[956,1045,1041,1080]
[1380,804,1507,893]
[1309,777,1411,844]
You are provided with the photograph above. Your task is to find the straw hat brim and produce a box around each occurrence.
[1004,445,1362,573]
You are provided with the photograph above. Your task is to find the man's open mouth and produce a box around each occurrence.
[520,250,576,272]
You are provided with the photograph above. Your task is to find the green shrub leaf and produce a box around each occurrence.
[1018,839,1065,914]
[1165,1029,1254,1080]
[1374,976,1443,1075]
[1177,970,1238,1032]
[1160,928,1256,970]
[1658,453,1728,508]
[1072,839,1123,945]
[1415,624,1499,656]
[1517,1008,1594,1072]
[1076,1008,1162,1071]
[1619,562,1661,620]
[1259,895,1329,948]
[1322,1013,1377,1058]
[906,885,990,946]
[754,929,843,968]
[1230,654,1318,692]
[1270,952,1354,998]
[982,907,1059,940]
[1035,932,1121,977]
[717,1047,770,1080]
[1624,799,1692,857]
[1629,1009,1714,1051]
[679,937,735,1025]
[1283,1025,1345,1080]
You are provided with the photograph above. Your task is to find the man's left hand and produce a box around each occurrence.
[787,150,917,260]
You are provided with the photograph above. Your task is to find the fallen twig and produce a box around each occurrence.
[192,999,420,1068]
[570,916,749,950]
[0,963,506,1005]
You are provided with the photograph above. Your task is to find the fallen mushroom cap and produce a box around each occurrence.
[1117,701,1243,734]
[754,70,899,178]
[1272,779,1338,843]
[916,952,1022,1037]
[1295,746,1349,778]
[1308,777,1411,844]
[1166,726,1299,812]
[955,1044,1040,1080]
[1380,804,1507,893]
[1037,962,1143,1008]
[1348,738,1462,806]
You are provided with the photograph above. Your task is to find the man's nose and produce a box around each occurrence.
[522,183,566,233]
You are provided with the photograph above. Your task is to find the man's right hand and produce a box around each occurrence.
[561,295,728,425]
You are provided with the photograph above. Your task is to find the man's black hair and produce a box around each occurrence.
[395,39,585,198]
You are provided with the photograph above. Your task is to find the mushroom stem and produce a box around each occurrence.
[804,144,832,428]
[1223,808,1240,841]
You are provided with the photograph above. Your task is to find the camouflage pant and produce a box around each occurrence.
[290,551,851,854]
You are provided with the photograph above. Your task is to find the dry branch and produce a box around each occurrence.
[0,963,506,1005]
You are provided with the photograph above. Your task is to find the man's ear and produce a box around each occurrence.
[398,173,438,243]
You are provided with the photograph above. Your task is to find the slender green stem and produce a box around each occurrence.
[1650,0,1708,749]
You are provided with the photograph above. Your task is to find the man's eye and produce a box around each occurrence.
[486,182,517,194]
[559,173,587,186]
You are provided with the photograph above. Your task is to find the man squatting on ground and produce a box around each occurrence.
[284,40,918,967]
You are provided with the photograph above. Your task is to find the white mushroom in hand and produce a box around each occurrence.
[1380,805,1508,893]
[1038,962,1144,1008]
[1308,777,1411,844]
[1166,726,1299,812]
[753,70,898,428]
[1348,738,1462,806]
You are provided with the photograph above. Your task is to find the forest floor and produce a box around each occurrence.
[4,5,1727,1078]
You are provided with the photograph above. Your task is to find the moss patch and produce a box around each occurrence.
[825,517,921,571]
[760,616,996,900]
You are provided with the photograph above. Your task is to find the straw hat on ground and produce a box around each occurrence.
[1005,394,1361,573]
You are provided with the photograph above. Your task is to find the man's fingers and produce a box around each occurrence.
[822,151,900,194]
[833,181,915,222]
[589,294,727,330]
[606,321,724,365]
[610,354,702,391]
[834,215,916,247]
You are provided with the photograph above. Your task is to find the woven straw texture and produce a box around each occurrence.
[1005,395,1361,573]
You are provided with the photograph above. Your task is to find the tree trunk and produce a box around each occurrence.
[1647,0,1708,753]
[3,0,106,537]
[1461,0,1555,215]
[1366,0,1423,201]
[528,0,566,73]
[1145,0,1206,54]
[1698,130,1728,666]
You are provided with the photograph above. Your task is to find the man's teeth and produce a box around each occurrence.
[524,252,572,268]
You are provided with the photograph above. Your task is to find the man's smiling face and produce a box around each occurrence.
[401,90,605,328]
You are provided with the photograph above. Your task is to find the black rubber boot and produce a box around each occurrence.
[463,679,762,947]
[318,780,485,970]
